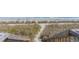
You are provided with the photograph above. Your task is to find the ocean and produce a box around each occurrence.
[0,17,79,21]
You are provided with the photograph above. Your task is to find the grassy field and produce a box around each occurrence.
[0,24,41,41]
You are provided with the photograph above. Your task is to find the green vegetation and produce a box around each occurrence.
[0,24,41,40]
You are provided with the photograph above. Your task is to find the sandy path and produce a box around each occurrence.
[33,24,46,42]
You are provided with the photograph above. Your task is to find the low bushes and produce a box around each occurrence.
[0,24,41,40]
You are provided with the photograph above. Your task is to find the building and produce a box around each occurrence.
[0,32,30,42]
[5,34,30,42]
[0,32,9,42]
[69,29,79,42]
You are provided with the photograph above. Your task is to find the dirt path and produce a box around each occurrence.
[33,24,46,42]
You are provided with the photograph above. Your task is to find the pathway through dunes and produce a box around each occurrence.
[33,24,46,42]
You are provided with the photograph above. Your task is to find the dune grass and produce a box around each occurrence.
[0,24,41,40]
[40,23,79,42]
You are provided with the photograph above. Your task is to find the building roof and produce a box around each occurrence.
[8,34,30,41]
[70,29,79,37]
[0,32,30,42]
[0,32,9,42]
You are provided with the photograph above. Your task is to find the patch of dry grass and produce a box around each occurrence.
[40,23,79,42]
[0,24,41,40]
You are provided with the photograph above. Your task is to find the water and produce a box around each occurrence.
[0,17,79,21]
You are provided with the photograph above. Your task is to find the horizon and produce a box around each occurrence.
[0,17,79,21]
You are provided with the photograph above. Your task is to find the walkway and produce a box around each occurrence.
[33,24,46,42]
